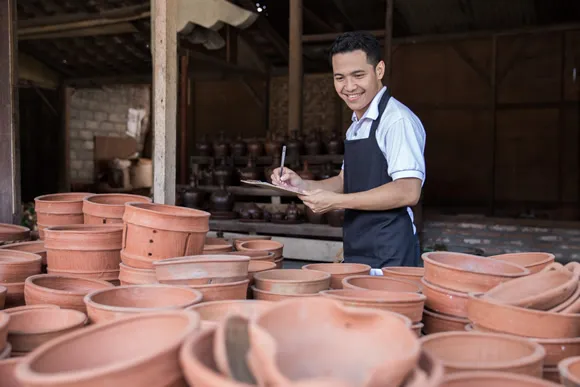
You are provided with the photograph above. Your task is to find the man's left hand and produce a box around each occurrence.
[299,189,343,214]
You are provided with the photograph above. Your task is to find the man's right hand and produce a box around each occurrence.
[271,167,306,190]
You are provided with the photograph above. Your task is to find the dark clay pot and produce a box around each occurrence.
[327,209,345,227]
[182,178,204,209]
[318,162,335,180]
[214,158,235,186]
[298,161,315,181]
[200,161,214,186]
[210,183,234,212]
[306,207,326,224]
[264,132,281,157]
[213,131,230,159]
[248,139,264,158]
[239,157,261,181]
[287,130,303,160]
[196,134,212,157]
[305,130,323,156]
[245,203,264,219]
[232,134,247,157]
[327,132,344,155]
[285,202,302,222]
[265,154,281,184]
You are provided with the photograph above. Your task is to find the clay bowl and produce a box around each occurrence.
[559,356,580,386]
[319,289,426,323]
[202,237,233,254]
[186,299,273,328]
[3,282,26,308]
[3,304,60,314]
[24,274,114,313]
[251,287,321,301]
[0,358,22,387]
[483,263,579,310]
[422,309,469,335]
[206,250,277,264]
[401,350,445,387]
[301,263,371,289]
[153,255,250,285]
[248,297,421,387]
[189,279,249,302]
[0,285,6,309]
[489,252,555,274]
[550,280,580,313]
[0,250,42,283]
[253,269,330,295]
[0,311,9,353]
[118,263,158,286]
[84,284,204,324]
[421,278,469,317]
[82,193,151,224]
[0,241,46,266]
[248,261,276,282]
[7,308,87,353]
[412,322,424,337]
[467,293,580,338]
[342,275,421,293]
[236,240,283,259]
[233,235,272,251]
[543,367,560,383]
[422,251,530,293]
[381,266,424,286]
[440,371,561,387]
[420,331,545,377]
[0,342,10,360]
[14,311,199,387]
[0,224,30,244]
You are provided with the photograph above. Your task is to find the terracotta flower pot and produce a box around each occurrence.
[233,236,272,251]
[186,299,272,327]
[342,275,422,293]
[0,224,30,245]
[420,331,545,377]
[543,367,560,383]
[14,311,199,387]
[7,308,87,353]
[0,241,47,267]
[550,279,580,313]
[207,250,277,262]
[248,261,276,283]
[84,284,204,324]
[0,311,8,353]
[153,255,249,285]
[413,322,424,337]
[533,337,580,368]
[34,193,92,239]
[422,309,469,335]
[441,371,560,387]
[4,282,26,308]
[44,225,123,281]
[0,358,22,387]
[489,252,555,274]
[83,194,152,224]
[253,269,330,295]
[320,289,426,323]
[421,278,469,317]
[381,266,424,286]
[189,279,249,302]
[251,287,320,301]
[402,350,445,387]
[118,263,157,285]
[301,263,371,289]
[24,274,114,313]
[559,356,580,386]
[202,237,233,254]
[236,240,283,259]
[121,203,210,265]
[422,251,530,293]
[0,250,42,283]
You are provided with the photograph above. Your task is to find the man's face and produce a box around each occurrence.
[332,50,384,116]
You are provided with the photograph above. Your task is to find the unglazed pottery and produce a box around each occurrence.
[0,342,11,360]
[14,311,199,387]
[420,331,545,377]
[489,252,555,274]
[422,251,530,293]
[34,193,91,239]
[232,236,272,251]
[24,274,114,313]
[559,356,580,386]
[7,308,87,353]
[0,285,6,309]
[83,194,151,224]
[422,309,469,334]
[342,275,422,293]
[251,287,321,302]
[118,263,158,286]
[4,282,26,308]
[236,240,283,259]
[441,371,560,386]
[381,266,424,286]
[401,350,445,387]
[301,263,371,289]
[253,269,330,295]
[0,358,22,387]
[0,241,47,267]
[84,284,203,324]
[153,255,249,285]
[0,311,8,353]
[189,279,249,302]
[207,250,277,262]
[3,304,60,314]
[203,237,233,253]
[421,278,469,317]
[0,224,30,244]
[0,250,42,283]
[186,300,272,327]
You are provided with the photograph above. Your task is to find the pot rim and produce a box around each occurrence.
[25,274,114,296]
[125,202,210,219]
[0,223,30,233]
[251,286,321,297]
[253,269,331,283]
[381,266,425,276]
[14,311,199,384]
[152,255,250,267]
[0,240,45,253]
[488,252,556,268]
[43,224,123,234]
[0,311,9,329]
[302,263,371,273]
[467,323,580,344]
[7,308,87,335]
[558,355,580,385]
[34,192,92,204]
[237,240,283,250]
[423,309,470,323]
[83,193,152,207]
[420,277,470,298]
[441,370,561,386]
[0,285,6,294]
[118,262,155,273]
[422,251,530,277]
[342,275,422,292]
[189,278,249,290]
[0,343,11,359]
[0,249,42,264]
[319,289,426,304]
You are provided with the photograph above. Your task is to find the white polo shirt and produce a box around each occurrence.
[341,86,426,234]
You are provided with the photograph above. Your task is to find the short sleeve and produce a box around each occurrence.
[382,118,426,183]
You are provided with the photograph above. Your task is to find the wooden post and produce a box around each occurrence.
[0,0,20,224]
[60,85,71,192]
[288,0,303,134]
[152,0,177,204]
[384,0,394,85]
[179,53,189,185]
[489,36,498,215]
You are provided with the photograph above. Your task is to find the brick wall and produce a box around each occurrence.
[69,85,150,182]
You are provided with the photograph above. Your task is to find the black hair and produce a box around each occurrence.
[328,31,382,67]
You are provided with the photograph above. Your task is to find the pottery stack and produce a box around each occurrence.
[0,240,48,273]
[82,193,152,225]
[251,268,331,301]
[0,250,42,308]
[236,239,284,269]
[34,193,91,239]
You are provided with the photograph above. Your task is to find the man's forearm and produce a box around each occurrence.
[303,175,343,193]
[337,178,421,211]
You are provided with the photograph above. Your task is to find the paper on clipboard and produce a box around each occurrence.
[240,180,310,196]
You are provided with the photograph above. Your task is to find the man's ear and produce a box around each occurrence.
[375,60,385,80]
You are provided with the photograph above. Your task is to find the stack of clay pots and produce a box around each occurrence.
[0,240,47,273]
[0,250,42,308]
[236,239,284,269]
[0,311,10,359]
[34,193,91,238]
[251,268,331,301]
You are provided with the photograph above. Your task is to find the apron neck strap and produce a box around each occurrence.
[370,87,392,136]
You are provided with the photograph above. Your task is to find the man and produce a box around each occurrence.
[271,31,426,269]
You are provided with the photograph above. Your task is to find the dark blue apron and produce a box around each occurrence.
[343,88,420,268]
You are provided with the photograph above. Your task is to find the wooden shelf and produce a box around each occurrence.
[190,154,344,166]
[209,219,343,239]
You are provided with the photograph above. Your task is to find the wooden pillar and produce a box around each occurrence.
[179,53,189,185]
[152,0,177,204]
[384,0,394,86]
[60,85,72,192]
[0,0,20,224]
[489,35,498,215]
[288,0,303,134]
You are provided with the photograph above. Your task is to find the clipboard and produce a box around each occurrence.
[240,180,310,196]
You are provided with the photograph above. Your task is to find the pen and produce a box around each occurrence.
[280,145,286,183]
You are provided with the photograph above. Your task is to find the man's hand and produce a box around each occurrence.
[299,189,343,214]
[270,167,306,190]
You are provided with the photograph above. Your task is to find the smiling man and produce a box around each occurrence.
[271,31,426,269]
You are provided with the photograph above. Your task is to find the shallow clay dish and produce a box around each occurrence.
[421,278,469,317]
[559,356,580,386]
[422,309,469,335]
[3,304,59,314]
[420,331,545,377]
[0,224,30,244]
[0,250,42,283]
[202,237,233,254]
[0,358,22,387]
[248,261,276,281]
[253,269,330,295]
[236,240,283,259]
[489,252,555,274]
[186,299,272,327]
[14,311,199,387]
[84,284,203,324]
[206,250,277,262]
[440,371,561,387]
[342,275,421,293]
[302,263,371,289]
[422,251,530,293]
[251,287,321,302]
[0,311,9,353]
[189,279,249,302]
[381,266,424,286]
[152,255,250,285]
[233,235,272,250]
[0,241,46,266]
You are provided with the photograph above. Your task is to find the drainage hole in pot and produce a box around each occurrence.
[148,253,152,256]
[153,230,157,233]
[102,219,106,224]
[149,239,153,243]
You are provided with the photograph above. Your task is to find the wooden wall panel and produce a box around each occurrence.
[561,107,579,203]
[564,31,580,102]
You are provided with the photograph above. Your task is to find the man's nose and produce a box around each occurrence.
[344,77,357,92]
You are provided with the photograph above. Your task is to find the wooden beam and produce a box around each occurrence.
[489,36,498,215]
[303,5,335,32]
[331,0,356,31]
[179,53,189,185]
[288,0,303,134]
[450,43,491,85]
[496,36,527,85]
[18,52,60,89]
[225,25,238,63]
[64,74,152,87]
[239,0,288,60]
[19,22,137,41]
[60,86,71,192]
[384,0,394,86]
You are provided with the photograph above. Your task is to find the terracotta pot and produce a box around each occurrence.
[441,371,561,387]
[412,322,424,337]
[118,263,157,286]
[248,297,421,387]
[0,358,22,387]
[489,252,555,274]
[84,284,203,324]
[24,274,113,313]
[232,236,272,250]
[420,331,545,377]
[0,224,30,245]
[236,240,283,259]
[4,282,26,308]
[467,293,580,338]
[302,263,371,289]
[543,367,560,383]
[3,304,59,314]
[0,285,5,309]
[189,279,249,302]
[14,311,199,387]
[83,194,151,225]
[0,241,47,267]
[253,269,330,295]
[550,279,580,313]
[0,250,42,283]
[207,249,277,263]
[422,251,530,293]
[34,193,92,239]
[247,139,263,158]
[210,183,234,212]
[202,237,233,254]
[0,311,8,354]
[402,350,445,387]
[122,203,210,265]
[421,278,469,317]
[7,308,87,353]
[422,309,469,335]
[559,356,580,386]
[381,266,424,286]
[186,299,272,327]
[0,342,11,360]
[248,260,276,283]
[251,287,320,301]
[153,255,249,285]
[342,275,422,293]
[44,225,122,281]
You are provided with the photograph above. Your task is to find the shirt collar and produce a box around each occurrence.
[351,86,387,123]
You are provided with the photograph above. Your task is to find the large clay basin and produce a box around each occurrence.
[319,289,425,323]
[489,252,555,274]
[0,311,9,354]
[301,263,371,289]
[422,309,469,335]
[186,299,272,328]
[0,250,42,283]
[422,251,529,292]
[24,274,114,313]
[0,224,30,245]
[401,350,445,387]
[236,240,283,259]
[202,237,233,254]
[253,269,330,295]
[83,194,151,224]
[248,261,276,283]
[342,275,421,293]
[248,297,420,387]
[467,293,580,338]
[440,371,561,387]
[7,308,87,353]
[420,331,545,377]
[559,356,580,386]
[14,311,199,387]
[421,278,469,317]
[381,266,424,286]
[118,263,158,286]
[153,255,249,285]
[251,287,321,302]
[0,241,46,267]
[206,250,277,262]
[0,358,22,387]
[84,284,203,324]
[34,192,92,239]
[189,279,249,302]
